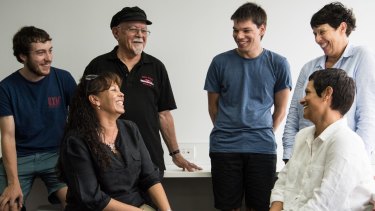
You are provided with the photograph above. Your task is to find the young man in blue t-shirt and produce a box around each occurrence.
[0,26,76,210]
[204,2,292,211]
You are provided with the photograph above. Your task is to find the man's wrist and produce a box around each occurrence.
[169,149,180,156]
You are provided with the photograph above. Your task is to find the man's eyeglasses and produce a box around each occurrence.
[125,27,151,36]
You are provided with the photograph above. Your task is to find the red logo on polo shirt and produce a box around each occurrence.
[140,76,154,87]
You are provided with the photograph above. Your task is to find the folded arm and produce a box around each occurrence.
[147,183,171,211]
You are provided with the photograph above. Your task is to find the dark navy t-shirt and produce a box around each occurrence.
[0,67,76,156]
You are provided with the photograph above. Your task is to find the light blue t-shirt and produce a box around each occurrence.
[204,49,292,154]
[282,43,375,159]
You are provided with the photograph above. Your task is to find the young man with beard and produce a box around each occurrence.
[0,26,76,210]
[84,6,201,178]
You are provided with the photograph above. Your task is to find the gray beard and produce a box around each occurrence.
[134,46,143,55]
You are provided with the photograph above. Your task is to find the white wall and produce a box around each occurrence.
[1,0,375,171]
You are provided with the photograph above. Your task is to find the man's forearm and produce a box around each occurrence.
[2,139,19,185]
[273,88,290,131]
[159,110,179,152]
[0,116,19,184]
[272,108,286,131]
[207,92,219,125]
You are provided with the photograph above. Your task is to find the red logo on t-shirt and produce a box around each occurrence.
[48,96,61,108]
[140,76,154,87]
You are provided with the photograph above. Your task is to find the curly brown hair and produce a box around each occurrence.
[58,72,122,179]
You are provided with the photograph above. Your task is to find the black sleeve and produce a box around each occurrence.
[126,121,161,191]
[157,62,177,112]
[62,136,111,210]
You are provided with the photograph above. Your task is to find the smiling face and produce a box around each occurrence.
[312,23,347,59]
[233,19,265,58]
[95,83,125,116]
[112,21,148,56]
[21,41,53,77]
[300,80,326,123]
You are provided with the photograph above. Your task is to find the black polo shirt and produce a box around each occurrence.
[84,46,177,170]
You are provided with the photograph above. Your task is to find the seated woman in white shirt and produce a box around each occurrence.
[270,69,375,211]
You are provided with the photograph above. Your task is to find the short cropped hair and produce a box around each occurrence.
[231,2,267,28]
[13,26,52,63]
[308,68,355,116]
[310,2,356,36]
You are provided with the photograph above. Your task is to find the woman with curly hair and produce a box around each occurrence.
[58,72,171,211]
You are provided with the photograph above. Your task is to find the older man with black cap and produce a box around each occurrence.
[84,6,201,178]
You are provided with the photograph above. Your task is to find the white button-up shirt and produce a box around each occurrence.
[271,119,375,211]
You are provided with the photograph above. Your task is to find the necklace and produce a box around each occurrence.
[105,142,117,153]
[102,127,118,153]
